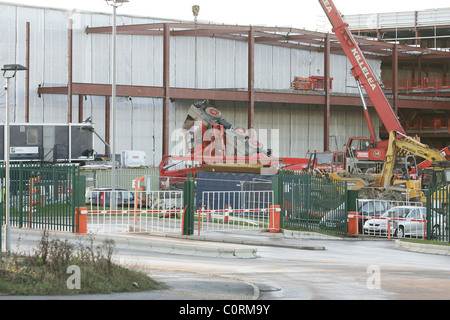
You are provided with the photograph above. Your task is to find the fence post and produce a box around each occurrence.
[75,207,88,234]
[272,170,284,228]
[182,175,195,235]
[426,187,431,240]
[18,162,23,228]
[346,189,358,236]
[73,172,86,233]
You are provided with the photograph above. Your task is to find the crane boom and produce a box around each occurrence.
[318,0,405,136]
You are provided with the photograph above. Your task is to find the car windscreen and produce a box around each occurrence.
[382,207,410,219]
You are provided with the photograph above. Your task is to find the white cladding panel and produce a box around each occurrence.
[0,3,383,165]
[345,8,450,30]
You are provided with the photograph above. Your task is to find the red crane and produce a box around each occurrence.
[318,0,450,176]
[318,0,406,140]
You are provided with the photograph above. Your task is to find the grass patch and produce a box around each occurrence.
[0,231,164,296]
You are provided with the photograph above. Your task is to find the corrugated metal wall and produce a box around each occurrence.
[0,3,382,165]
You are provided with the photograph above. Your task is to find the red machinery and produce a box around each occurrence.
[291,76,334,91]
[318,0,450,175]
[158,100,310,189]
[318,0,404,136]
[317,0,409,173]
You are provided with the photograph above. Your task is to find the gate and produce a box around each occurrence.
[86,189,184,234]
[197,190,273,233]
[426,183,450,242]
[281,171,348,235]
[0,162,85,233]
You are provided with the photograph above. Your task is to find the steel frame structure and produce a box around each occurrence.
[34,21,450,153]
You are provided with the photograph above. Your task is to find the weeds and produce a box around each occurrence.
[0,231,161,296]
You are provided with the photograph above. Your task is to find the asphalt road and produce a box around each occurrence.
[118,235,450,300]
[3,229,450,300]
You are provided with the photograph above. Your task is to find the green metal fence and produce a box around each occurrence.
[0,162,85,237]
[277,170,348,235]
[426,182,450,242]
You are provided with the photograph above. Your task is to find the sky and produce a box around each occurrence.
[2,0,450,31]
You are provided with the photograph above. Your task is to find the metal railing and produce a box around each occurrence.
[197,190,273,234]
[0,162,84,233]
[426,183,450,242]
[281,171,348,235]
[85,189,184,234]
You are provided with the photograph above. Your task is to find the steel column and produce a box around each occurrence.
[392,44,398,114]
[105,96,111,154]
[68,19,73,123]
[163,24,171,156]
[248,26,255,131]
[324,33,331,152]
[78,95,84,123]
[25,22,30,123]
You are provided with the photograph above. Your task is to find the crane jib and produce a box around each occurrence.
[351,48,377,91]
[318,0,405,135]
[320,0,333,13]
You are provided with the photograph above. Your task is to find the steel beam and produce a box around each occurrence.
[25,22,30,123]
[248,26,255,131]
[324,33,331,152]
[78,95,84,123]
[163,24,170,156]
[68,19,73,123]
[392,44,399,114]
[105,96,110,154]
[37,83,450,110]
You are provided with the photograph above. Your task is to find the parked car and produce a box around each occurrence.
[85,187,134,207]
[320,199,391,232]
[363,206,445,238]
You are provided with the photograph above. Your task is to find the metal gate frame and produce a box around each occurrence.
[197,190,273,234]
[85,189,184,234]
[0,163,85,232]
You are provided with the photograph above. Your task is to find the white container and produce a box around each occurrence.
[121,150,146,168]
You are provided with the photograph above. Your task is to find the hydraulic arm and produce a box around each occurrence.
[380,130,446,188]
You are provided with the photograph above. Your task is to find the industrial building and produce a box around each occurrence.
[1,2,449,166]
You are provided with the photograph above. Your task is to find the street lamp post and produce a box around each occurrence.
[2,64,27,255]
[105,0,129,209]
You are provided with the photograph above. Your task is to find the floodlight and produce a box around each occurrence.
[105,0,129,7]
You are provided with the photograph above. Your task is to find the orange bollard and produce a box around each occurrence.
[347,211,358,236]
[76,207,88,234]
[269,205,281,233]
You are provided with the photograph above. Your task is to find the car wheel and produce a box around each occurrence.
[395,226,404,238]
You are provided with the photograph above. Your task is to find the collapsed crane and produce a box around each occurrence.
[158,100,309,189]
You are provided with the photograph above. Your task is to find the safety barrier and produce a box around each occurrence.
[197,190,274,234]
[85,189,184,234]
